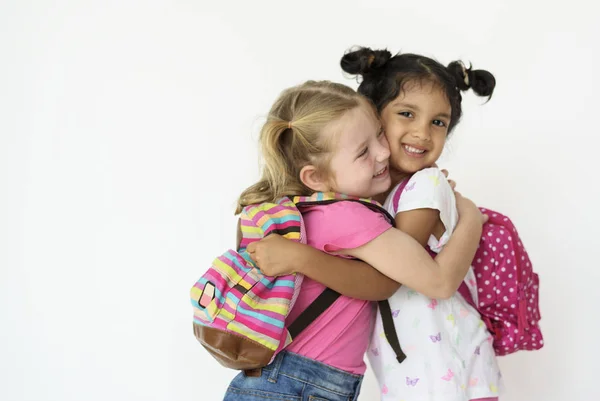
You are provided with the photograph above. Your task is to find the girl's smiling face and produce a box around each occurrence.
[381,80,451,177]
[325,102,391,198]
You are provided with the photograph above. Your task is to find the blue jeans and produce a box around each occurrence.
[223,351,364,401]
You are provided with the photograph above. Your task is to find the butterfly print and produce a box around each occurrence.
[428,175,440,186]
[404,182,416,192]
[429,332,442,342]
[441,369,454,381]
[406,377,420,387]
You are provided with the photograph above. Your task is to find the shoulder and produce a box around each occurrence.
[385,168,452,215]
[304,200,390,226]
[302,201,392,253]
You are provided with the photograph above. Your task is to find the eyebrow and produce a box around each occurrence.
[392,102,451,120]
[354,125,383,155]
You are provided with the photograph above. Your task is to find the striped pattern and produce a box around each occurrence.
[238,198,302,251]
[191,193,387,362]
[293,191,375,205]
[191,197,304,354]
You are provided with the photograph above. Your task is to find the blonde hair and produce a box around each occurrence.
[236,80,374,214]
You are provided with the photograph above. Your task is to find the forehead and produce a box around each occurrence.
[390,80,451,111]
[328,103,380,150]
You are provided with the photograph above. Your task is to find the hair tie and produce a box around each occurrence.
[367,54,375,67]
[287,121,293,129]
[459,61,470,87]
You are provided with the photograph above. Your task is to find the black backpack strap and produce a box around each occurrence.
[288,287,341,339]
[378,300,407,364]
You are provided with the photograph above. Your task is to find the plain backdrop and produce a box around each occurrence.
[1,1,599,400]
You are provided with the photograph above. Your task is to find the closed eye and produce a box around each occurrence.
[357,147,368,158]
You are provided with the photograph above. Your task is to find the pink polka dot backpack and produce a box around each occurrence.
[457,209,543,356]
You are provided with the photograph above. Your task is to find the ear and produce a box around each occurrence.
[299,164,329,193]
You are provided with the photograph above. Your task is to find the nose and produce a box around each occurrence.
[374,135,391,162]
[411,121,432,142]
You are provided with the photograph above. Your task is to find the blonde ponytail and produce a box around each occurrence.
[236,81,370,214]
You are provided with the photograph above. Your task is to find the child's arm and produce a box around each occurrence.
[344,192,483,299]
[247,234,400,301]
[394,208,442,247]
[247,193,484,300]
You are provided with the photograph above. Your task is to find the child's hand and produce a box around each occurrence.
[455,192,488,225]
[246,234,303,276]
[439,168,456,190]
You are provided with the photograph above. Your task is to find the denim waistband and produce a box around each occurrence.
[262,351,363,397]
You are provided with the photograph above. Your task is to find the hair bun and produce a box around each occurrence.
[447,61,496,99]
[341,47,392,76]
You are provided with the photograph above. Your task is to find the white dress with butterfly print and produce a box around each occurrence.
[368,168,503,401]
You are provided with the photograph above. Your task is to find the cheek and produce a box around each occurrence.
[434,132,448,148]
[385,122,405,142]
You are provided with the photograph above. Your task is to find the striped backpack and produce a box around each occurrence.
[190,192,393,370]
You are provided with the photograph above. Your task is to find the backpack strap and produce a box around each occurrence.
[376,177,411,364]
[287,288,341,339]
[391,176,411,212]
[378,300,407,363]
[287,194,393,343]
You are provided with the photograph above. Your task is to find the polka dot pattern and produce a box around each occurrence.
[458,208,543,356]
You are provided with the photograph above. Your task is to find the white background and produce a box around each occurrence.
[1,1,598,400]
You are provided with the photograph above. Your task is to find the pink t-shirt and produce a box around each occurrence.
[285,201,392,374]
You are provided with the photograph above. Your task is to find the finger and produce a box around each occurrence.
[448,179,456,190]
[481,214,489,224]
[440,168,448,177]
[246,242,256,253]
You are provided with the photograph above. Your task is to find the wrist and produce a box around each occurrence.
[288,242,312,274]
[457,212,482,234]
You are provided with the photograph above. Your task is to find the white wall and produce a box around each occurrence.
[1,1,598,400]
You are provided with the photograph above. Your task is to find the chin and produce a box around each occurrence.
[396,160,431,174]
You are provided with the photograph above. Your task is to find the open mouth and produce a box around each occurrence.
[373,166,388,178]
[402,144,427,157]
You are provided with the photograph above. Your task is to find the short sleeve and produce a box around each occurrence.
[383,167,458,252]
[302,201,392,254]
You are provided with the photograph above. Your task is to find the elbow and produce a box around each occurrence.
[434,286,455,300]
[424,279,458,300]
[438,279,464,300]
[371,282,401,301]
[357,281,400,301]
